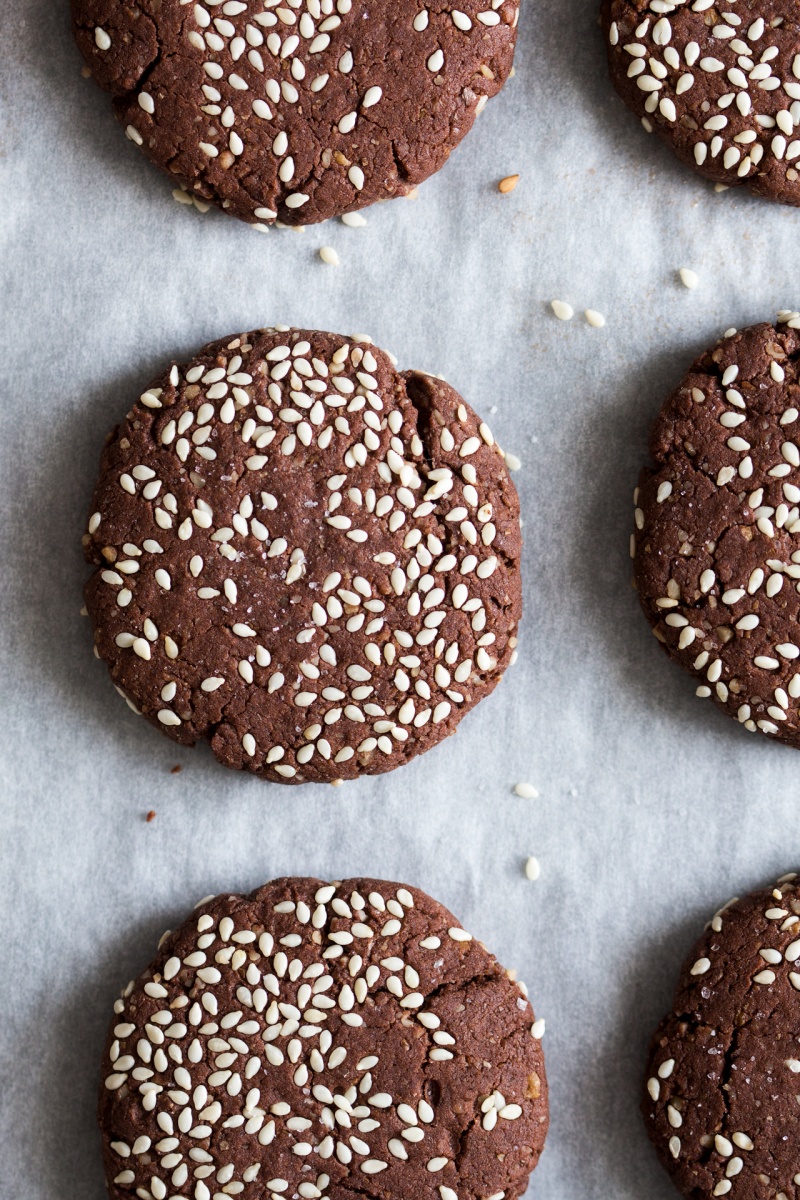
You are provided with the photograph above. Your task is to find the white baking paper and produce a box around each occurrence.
[4,2,800,1197]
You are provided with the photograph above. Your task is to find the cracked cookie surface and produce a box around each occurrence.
[83,326,522,783]
[602,0,800,206]
[99,876,548,1200]
[643,872,800,1200]
[71,0,519,226]
[633,317,800,750]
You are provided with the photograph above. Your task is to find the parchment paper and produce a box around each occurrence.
[4,2,800,1197]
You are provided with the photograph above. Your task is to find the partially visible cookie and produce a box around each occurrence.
[601,0,800,206]
[70,0,519,226]
[643,871,800,1200]
[99,876,549,1200]
[633,316,800,750]
[83,326,522,783]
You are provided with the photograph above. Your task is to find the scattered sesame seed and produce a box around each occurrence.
[585,309,606,328]
[551,300,574,321]
[319,246,340,266]
[341,212,367,227]
[679,268,699,290]
[498,174,519,193]
[514,782,539,799]
[524,856,541,882]
[504,452,522,471]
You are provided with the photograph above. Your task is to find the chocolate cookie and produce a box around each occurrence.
[633,316,800,749]
[83,327,522,783]
[601,0,800,206]
[71,0,519,227]
[643,871,800,1200]
[99,877,549,1200]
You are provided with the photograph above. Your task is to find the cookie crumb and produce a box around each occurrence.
[514,782,539,799]
[679,267,699,290]
[146,810,157,823]
[524,856,541,881]
[585,309,606,328]
[319,246,340,266]
[170,765,182,775]
[341,212,367,228]
[550,300,574,321]
[498,174,519,193]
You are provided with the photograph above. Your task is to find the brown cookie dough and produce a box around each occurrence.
[601,0,800,206]
[633,316,800,749]
[99,877,549,1200]
[83,327,522,783]
[71,0,519,226]
[642,871,800,1200]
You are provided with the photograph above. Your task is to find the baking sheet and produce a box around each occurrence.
[6,1,800,1197]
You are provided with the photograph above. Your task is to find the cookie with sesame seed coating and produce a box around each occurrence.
[70,0,519,227]
[99,876,549,1200]
[642,872,800,1200]
[602,0,800,206]
[633,317,800,749]
[83,326,522,783]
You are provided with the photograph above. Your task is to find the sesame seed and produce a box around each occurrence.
[498,173,519,193]
[551,300,574,321]
[319,246,340,266]
[679,267,699,289]
[524,856,541,881]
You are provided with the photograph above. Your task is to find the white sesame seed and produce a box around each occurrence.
[513,780,539,801]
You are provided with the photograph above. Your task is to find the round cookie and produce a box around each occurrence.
[633,316,800,749]
[601,0,800,206]
[70,0,519,227]
[99,876,549,1200]
[643,871,800,1200]
[83,326,522,783]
